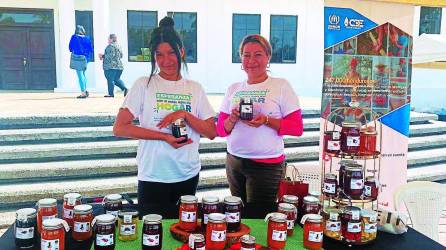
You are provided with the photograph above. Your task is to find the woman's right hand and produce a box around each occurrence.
[163,134,193,149]
[229,108,240,124]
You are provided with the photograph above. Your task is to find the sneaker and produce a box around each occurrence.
[123,88,128,97]
[76,95,87,99]
[85,91,89,97]
[104,95,114,98]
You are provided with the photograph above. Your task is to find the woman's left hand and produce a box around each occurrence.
[157,110,187,129]
[244,114,267,128]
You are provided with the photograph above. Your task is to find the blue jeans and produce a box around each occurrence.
[76,70,87,92]
[104,69,127,96]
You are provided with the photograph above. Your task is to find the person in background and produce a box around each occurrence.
[69,25,93,99]
[99,34,128,97]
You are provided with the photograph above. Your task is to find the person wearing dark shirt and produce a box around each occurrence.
[99,34,128,97]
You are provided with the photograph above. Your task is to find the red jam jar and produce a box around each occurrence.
[206,213,227,250]
[281,195,298,221]
[343,164,364,199]
[240,234,256,250]
[324,131,341,154]
[142,214,163,250]
[37,198,58,234]
[266,212,288,250]
[189,234,205,250]
[201,196,220,229]
[338,160,355,188]
[103,194,123,218]
[303,196,320,216]
[278,203,297,236]
[323,173,338,197]
[224,196,242,232]
[93,214,116,250]
[63,193,82,228]
[341,121,361,155]
[341,206,362,243]
[179,195,198,232]
[302,214,323,250]
[364,176,379,200]
[41,218,69,250]
[359,128,377,155]
[72,205,93,241]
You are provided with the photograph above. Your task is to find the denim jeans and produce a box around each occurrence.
[75,70,87,92]
[104,69,126,96]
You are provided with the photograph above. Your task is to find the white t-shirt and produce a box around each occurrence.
[121,75,215,183]
[220,77,301,159]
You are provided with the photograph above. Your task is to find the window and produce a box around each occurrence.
[0,11,52,25]
[232,14,261,63]
[75,11,94,62]
[167,12,197,63]
[419,7,442,35]
[270,15,297,63]
[127,11,157,62]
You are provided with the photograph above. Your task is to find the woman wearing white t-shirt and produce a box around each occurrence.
[113,17,216,209]
[217,34,304,203]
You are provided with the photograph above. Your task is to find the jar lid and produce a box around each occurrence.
[63,193,81,200]
[309,190,321,197]
[366,176,376,182]
[342,121,361,128]
[95,214,116,224]
[118,210,139,219]
[282,195,298,203]
[240,234,256,244]
[361,210,378,222]
[208,213,226,223]
[306,214,323,223]
[325,173,337,180]
[339,160,356,166]
[16,208,37,220]
[104,194,122,202]
[224,196,242,205]
[190,233,205,242]
[324,208,341,219]
[143,214,162,224]
[303,195,319,204]
[42,218,65,230]
[345,164,363,171]
[174,118,185,125]
[38,198,57,207]
[74,204,93,214]
[202,196,219,204]
[180,195,198,204]
[278,203,296,212]
[268,212,287,223]
[343,206,361,214]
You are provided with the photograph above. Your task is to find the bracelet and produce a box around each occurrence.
[265,115,269,125]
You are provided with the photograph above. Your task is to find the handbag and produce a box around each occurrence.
[377,209,408,234]
[69,53,87,71]
[277,164,309,214]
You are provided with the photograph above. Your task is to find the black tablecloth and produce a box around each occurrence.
[1,202,445,250]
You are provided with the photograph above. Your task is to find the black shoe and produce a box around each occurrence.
[85,91,89,97]
[123,88,128,97]
[104,95,114,98]
[76,95,87,99]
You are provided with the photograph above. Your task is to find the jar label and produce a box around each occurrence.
[347,136,360,147]
[347,222,362,233]
[15,227,34,239]
[364,185,372,196]
[143,234,160,246]
[42,215,56,223]
[286,219,295,229]
[74,221,91,233]
[350,178,363,190]
[272,230,287,241]
[370,214,377,223]
[225,212,240,223]
[181,211,196,222]
[96,234,114,246]
[106,210,118,217]
[326,221,341,232]
[241,105,252,113]
[352,211,360,220]
[364,223,377,233]
[327,140,340,150]
[211,230,226,241]
[63,208,74,219]
[180,127,187,136]
[123,214,132,223]
[329,212,339,221]
[203,214,209,224]
[332,131,340,140]
[241,248,256,250]
[67,198,76,206]
[308,231,323,242]
[196,247,205,250]
[41,239,59,250]
[323,182,336,194]
[120,224,136,236]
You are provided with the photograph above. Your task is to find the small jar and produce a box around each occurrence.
[189,234,205,250]
[72,204,93,241]
[14,208,37,249]
[240,234,256,250]
[172,118,188,143]
[201,196,220,229]
[341,206,362,243]
[93,214,116,250]
[179,195,198,232]
[364,176,379,200]
[281,195,299,221]
[103,194,123,218]
[41,218,68,250]
[324,131,341,154]
[239,97,253,120]
[359,128,377,155]
[341,121,361,155]
[303,196,320,216]
[62,193,82,228]
[266,212,288,250]
[37,198,58,234]
[278,203,297,236]
[302,214,323,250]
[142,214,163,250]
[117,210,139,241]
[205,213,227,250]
[324,209,341,240]
[323,173,338,197]
[338,160,355,188]
[343,164,364,199]
[361,210,378,242]
[224,196,242,232]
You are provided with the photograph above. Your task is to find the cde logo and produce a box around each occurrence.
[344,17,364,29]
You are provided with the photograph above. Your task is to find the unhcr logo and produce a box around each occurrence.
[327,14,340,30]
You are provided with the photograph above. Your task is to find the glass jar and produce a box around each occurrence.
[266,212,288,250]
[103,194,123,218]
[324,131,341,154]
[37,198,58,234]
[343,164,364,199]
[142,214,163,250]
[93,214,116,250]
[41,218,69,250]
[224,196,242,232]
[240,234,256,250]
[303,196,320,216]
[179,195,198,232]
[302,214,323,250]
[72,204,93,241]
[172,118,188,143]
[281,195,299,221]
[338,160,355,188]
[341,206,362,243]
[364,176,379,200]
[340,121,361,155]
[361,210,378,242]
[359,129,377,155]
[239,97,253,120]
[323,173,338,197]
[278,203,297,236]
[201,196,220,229]
[117,210,139,241]
[62,193,82,228]
[205,213,227,250]
[189,234,205,250]
[14,208,37,249]
[324,209,341,240]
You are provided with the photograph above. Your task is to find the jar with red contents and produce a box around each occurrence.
[266,212,288,250]
[359,128,377,155]
[103,194,123,218]
[224,196,242,232]
[62,193,82,228]
[340,121,361,155]
[323,173,338,197]
[72,204,93,241]
[188,234,205,250]
[303,196,320,216]
[278,203,297,236]
[178,195,198,232]
[364,176,379,200]
[142,214,163,250]
[338,160,355,188]
[37,198,58,234]
[205,213,227,250]
[301,214,323,250]
[201,196,220,229]
[240,234,256,250]
[343,164,364,199]
[93,214,116,250]
[341,206,362,243]
[324,131,341,154]
[41,218,69,250]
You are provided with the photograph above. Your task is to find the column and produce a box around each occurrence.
[92,0,110,93]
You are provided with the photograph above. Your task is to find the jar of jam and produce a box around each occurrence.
[41,218,69,250]
[239,97,253,120]
[359,128,377,155]
[14,208,37,249]
[266,212,288,250]
[343,164,364,199]
[72,204,93,241]
[324,209,341,240]
[189,234,205,250]
[172,118,188,143]
[281,195,298,220]
[103,194,123,218]
[93,214,116,250]
[323,173,338,197]
[118,210,139,241]
[301,214,323,250]
[179,195,198,232]
[224,196,242,232]
[341,121,361,155]
[201,196,220,229]
[338,160,355,188]
[278,203,297,236]
[240,234,256,250]
[364,176,379,200]
[206,213,227,250]
[37,198,58,233]
[324,131,341,154]
[361,210,378,242]
[63,193,82,228]
[303,196,320,216]
[341,206,362,243]
[142,214,162,250]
